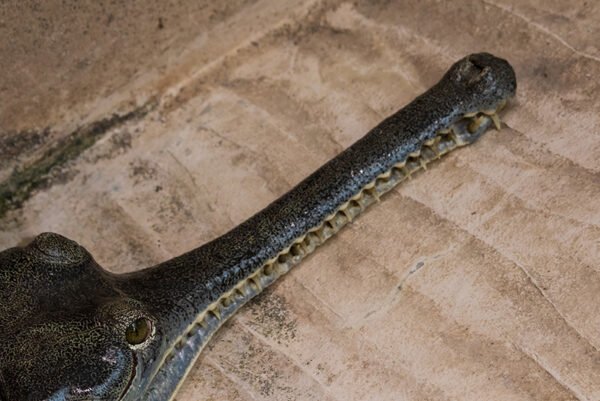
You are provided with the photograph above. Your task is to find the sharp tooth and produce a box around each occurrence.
[341,208,353,222]
[250,277,262,291]
[464,112,477,118]
[490,113,502,130]
[367,187,380,202]
[497,99,507,112]
[209,308,221,320]
[468,116,486,133]
[264,263,274,276]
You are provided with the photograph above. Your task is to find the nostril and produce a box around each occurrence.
[467,53,493,71]
[450,53,495,86]
[467,65,491,86]
[467,57,486,73]
[463,55,493,85]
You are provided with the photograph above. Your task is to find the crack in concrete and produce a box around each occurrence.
[482,0,600,64]
[515,343,585,401]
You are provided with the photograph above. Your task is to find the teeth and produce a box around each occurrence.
[221,296,232,307]
[249,276,262,291]
[209,308,221,320]
[489,113,502,130]
[497,99,507,112]
[468,115,487,133]
[264,263,274,276]
[341,208,353,222]
[366,186,380,202]
[174,99,510,364]
[175,100,509,368]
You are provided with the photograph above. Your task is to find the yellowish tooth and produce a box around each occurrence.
[490,113,502,130]
[497,99,507,112]
[250,276,262,291]
[366,187,380,202]
[340,208,353,222]
[464,111,477,118]
[209,308,221,320]
[264,263,274,276]
[468,116,486,133]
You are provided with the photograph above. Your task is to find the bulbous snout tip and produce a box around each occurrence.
[459,52,516,94]
[443,52,517,114]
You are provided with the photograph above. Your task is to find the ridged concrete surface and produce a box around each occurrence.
[1,1,599,400]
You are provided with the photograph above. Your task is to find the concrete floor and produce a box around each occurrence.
[1,1,599,400]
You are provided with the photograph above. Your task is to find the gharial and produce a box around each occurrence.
[0,53,516,401]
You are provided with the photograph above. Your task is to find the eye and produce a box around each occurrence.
[125,317,153,346]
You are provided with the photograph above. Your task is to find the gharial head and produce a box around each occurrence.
[0,233,164,400]
[0,53,517,401]
[0,231,217,401]
[0,224,256,401]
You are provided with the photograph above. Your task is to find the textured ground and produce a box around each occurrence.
[1,1,599,400]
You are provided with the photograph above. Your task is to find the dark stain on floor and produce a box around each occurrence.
[0,100,156,219]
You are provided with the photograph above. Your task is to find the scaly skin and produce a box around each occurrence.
[0,53,516,401]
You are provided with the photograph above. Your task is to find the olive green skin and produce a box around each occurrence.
[0,53,516,401]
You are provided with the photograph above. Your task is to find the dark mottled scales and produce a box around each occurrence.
[0,53,516,401]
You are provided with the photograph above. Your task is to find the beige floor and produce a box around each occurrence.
[1,1,600,400]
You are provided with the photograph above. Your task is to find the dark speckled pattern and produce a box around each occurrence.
[0,53,516,401]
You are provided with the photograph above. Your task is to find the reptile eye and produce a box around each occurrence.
[125,317,153,346]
